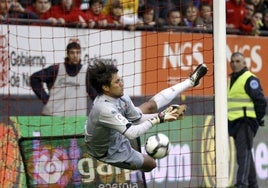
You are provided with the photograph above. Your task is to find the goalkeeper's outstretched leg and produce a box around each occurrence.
[139,64,208,114]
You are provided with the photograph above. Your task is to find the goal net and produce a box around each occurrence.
[0,1,236,187]
[0,25,219,188]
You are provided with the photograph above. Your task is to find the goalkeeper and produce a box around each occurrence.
[85,60,207,172]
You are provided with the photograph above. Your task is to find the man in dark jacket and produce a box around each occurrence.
[30,41,97,116]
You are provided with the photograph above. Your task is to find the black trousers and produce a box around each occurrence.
[234,122,258,188]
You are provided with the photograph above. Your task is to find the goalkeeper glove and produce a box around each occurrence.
[170,104,187,120]
[149,104,184,125]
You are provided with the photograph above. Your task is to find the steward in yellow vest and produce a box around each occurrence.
[228,52,266,188]
[228,71,257,121]
[228,67,266,136]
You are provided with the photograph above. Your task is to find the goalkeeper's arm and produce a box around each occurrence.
[122,105,181,139]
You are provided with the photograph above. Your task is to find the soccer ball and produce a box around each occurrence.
[145,133,171,159]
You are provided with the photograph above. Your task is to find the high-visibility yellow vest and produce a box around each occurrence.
[228,71,256,121]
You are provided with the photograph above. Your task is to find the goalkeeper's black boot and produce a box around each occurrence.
[189,64,208,86]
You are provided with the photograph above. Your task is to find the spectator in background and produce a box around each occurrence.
[228,52,266,188]
[145,0,174,25]
[260,8,268,30]
[26,0,53,19]
[244,1,255,19]
[106,0,123,26]
[182,4,203,28]
[30,41,97,116]
[137,4,156,27]
[239,2,257,34]
[227,1,254,33]
[120,0,139,25]
[250,11,263,35]
[102,0,140,26]
[226,0,246,29]
[162,8,185,27]
[84,0,108,28]
[172,0,200,15]
[0,0,39,22]
[247,0,268,13]
[42,0,87,27]
[198,2,213,30]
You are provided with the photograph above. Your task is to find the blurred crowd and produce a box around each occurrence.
[1,0,268,36]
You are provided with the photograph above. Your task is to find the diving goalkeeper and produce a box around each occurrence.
[85,60,207,172]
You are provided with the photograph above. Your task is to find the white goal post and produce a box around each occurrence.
[213,0,229,187]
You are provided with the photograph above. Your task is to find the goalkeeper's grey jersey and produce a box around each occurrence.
[84,94,142,160]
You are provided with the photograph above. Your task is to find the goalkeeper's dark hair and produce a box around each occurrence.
[86,61,118,95]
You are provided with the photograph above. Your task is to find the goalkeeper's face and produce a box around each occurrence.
[103,73,124,98]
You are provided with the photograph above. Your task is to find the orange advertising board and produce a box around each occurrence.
[227,35,268,95]
[141,32,268,96]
